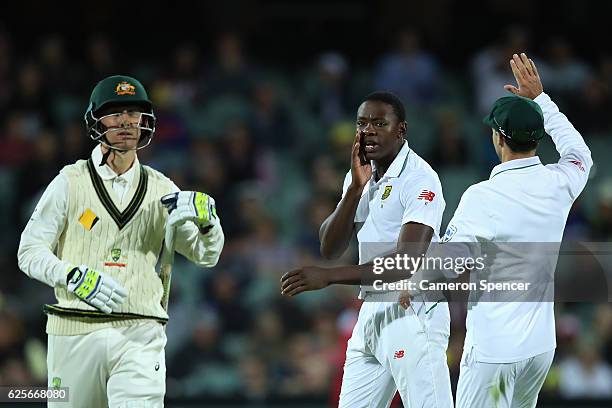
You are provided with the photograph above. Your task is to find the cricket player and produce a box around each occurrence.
[281,92,453,407]
[17,75,224,407]
[403,53,592,407]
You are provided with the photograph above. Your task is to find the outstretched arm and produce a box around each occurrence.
[281,222,433,296]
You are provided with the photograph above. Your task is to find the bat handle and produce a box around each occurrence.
[164,224,176,254]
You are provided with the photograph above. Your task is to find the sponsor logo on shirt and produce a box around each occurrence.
[417,190,436,202]
[393,350,405,359]
[78,208,99,230]
[569,160,585,172]
[441,225,457,243]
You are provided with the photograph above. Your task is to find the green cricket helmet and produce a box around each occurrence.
[84,75,156,150]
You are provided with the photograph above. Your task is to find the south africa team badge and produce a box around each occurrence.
[381,185,393,200]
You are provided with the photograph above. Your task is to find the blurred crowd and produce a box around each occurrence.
[0,25,611,404]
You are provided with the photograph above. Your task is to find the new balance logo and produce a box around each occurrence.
[569,160,585,172]
[417,190,435,202]
[394,350,405,359]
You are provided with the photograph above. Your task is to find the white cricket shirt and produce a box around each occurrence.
[339,141,446,298]
[443,92,592,363]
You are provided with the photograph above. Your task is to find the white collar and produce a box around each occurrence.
[490,156,542,179]
[91,145,139,183]
[371,140,410,182]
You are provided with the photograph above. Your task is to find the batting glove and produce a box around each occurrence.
[161,191,219,233]
[66,265,127,314]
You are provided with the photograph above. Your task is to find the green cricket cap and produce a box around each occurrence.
[483,95,545,143]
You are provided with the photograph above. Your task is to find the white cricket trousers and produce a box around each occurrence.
[339,298,453,408]
[456,347,554,408]
[47,321,167,408]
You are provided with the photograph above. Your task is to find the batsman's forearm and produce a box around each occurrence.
[319,186,363,260]
[17,238,70,288]
[175,222,225,267]
[17,173,71,288]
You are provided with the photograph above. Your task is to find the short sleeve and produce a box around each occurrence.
[339,171,352,203]
[441,185,495,243]
[337,170,368,223]
[400,172,445,231]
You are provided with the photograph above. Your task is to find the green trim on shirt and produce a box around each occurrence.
[43,304,168,324]
[86,158,149,230]
[491,163,541,179]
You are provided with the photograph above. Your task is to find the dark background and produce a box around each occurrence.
[2,1,611,65]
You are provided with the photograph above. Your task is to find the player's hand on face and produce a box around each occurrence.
[280,266,330,296]
[504,53,543,100]
[350,131,372,190]
[161,191,219,233]
[66,265,127,314]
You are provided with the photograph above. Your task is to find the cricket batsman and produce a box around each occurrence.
[17,75,224,407]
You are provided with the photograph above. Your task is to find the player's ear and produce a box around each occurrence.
[491,129,501,147]
[399,121,407,138]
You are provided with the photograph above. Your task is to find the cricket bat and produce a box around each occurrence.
[159,223,176,311]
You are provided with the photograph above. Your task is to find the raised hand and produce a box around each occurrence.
[504,53,543,100]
